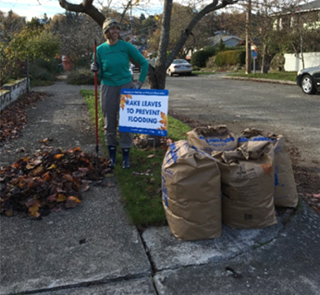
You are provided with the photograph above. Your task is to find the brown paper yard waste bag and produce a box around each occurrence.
[186,125,237,155]
[214,141,277,229]
[239,128,298,208]
[161,140,221,240]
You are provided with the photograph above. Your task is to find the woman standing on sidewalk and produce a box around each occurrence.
[91,18,149,169]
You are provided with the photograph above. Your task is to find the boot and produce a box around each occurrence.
[108,146,117,168]
[122,148,130,169]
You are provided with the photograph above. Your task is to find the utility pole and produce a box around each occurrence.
[246,0,252,74]
[130,4,133,42]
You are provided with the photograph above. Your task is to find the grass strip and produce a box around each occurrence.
[81,89,191,228]
[227,71,297,82]
[193,71,216,75]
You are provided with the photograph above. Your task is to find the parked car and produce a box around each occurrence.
[296,65,320,94]
[166,59,193,76]
[129,67,134,81]
[130,63,140,73]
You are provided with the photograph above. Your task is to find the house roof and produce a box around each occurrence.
[271,0,320,16]
[297,0,320,12]
[209,35,242,46]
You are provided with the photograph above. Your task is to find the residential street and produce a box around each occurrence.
[1,78,319,295]
[165,74,320,174]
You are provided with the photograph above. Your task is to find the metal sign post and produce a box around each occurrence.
[252,50,258,74]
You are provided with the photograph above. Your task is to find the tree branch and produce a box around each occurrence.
[166,0,238,68]
[59,0,105,27]
[156,0,173,71]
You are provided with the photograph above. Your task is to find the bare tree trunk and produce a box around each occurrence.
[151,0,173,90]
[300,33,305,69]
[246,0,251,74]
[261,44,267,73]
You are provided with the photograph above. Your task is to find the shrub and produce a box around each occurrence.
[74,55,91,69]
[67,69,95,85]
[33,58,58,73]
[206,56,216,68]
[203,46,217,56]
[31,67,55,81]
[29,59,57,81]
[191,47,216,68]
[215,50,245,67]
[218,39,226,52]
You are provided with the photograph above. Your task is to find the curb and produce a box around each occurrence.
[220,75,296,86]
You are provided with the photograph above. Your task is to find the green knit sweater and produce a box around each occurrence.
[95,40,149,86]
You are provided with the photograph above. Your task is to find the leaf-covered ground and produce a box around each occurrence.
[0,92,46,145]
[0,146,111,218]
[0,91,112,218]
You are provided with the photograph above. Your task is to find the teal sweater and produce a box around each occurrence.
[95,40,149,86]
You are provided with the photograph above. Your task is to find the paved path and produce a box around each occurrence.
[0,80,319,295]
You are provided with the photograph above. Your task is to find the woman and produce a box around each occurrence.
[91,18,149,169]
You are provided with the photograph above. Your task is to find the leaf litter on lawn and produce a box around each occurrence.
[0,146,112,219]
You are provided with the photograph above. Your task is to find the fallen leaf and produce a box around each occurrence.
[28,201,40,217]
[54,154,64,160]
[63,174,73,182]
[47,194,57,202]
[56,194,67,202]
[42,171,52,182]
[65,196,81,208]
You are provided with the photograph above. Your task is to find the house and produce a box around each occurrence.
[273,0,320,30]
[208,32,242,48]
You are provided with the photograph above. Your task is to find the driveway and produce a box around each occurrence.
[165,74,320,174]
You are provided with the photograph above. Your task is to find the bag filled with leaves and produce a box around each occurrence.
[239,128,298,208]
[214,140,277,229]
[162,140,221,240]
[186,125,237,155]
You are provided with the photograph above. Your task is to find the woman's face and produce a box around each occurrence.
[106,26,120,41]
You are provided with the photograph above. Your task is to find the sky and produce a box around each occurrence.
[0,0,164,21]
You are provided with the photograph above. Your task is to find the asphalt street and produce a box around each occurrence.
[165,74,320,174]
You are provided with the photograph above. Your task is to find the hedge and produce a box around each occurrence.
[191,46,217,68]
[215,50,245,67]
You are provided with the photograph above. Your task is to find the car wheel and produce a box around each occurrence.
[168,69,173,77]
[301,74,316,94]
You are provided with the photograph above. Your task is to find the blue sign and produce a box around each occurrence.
[252,50,258,59]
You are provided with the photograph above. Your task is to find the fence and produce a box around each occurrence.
[0,78,28,111]
[284,52,320,71]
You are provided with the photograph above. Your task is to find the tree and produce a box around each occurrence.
[140,15,158,36]
[59,0,239,89]
[47,12,103,67]
[139,13,146,22]
[1,25,60,85]
[0,10,26,41]
[213,1,308,73]
[274,0,320,69]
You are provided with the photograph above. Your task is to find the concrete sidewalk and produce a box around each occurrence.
[1,80,319,295]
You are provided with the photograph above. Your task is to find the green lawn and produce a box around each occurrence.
[81,89,191,228]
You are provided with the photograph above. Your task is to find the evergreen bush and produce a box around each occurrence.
[191,46,216,68]
[215,50,245,67]
[67,69,95,85]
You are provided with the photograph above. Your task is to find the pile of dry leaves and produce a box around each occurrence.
[0,147,111,218]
